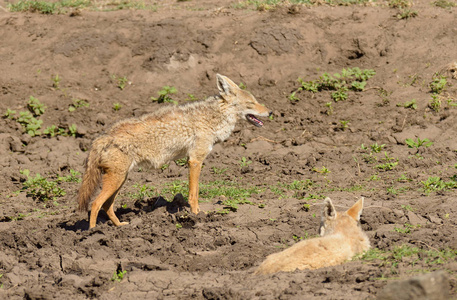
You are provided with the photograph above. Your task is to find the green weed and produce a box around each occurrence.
[57,169,81,183]
[396,99,417,110]
[52,74,61,89]
[429,94,441,112]
[27,96,46,116]
[405,138,433,149]
[429,75,447,94]
[397,9,418,19]
[151,86,178,104]
[421,176,457,194]
[240,157,252,168]
[112,103,122,111]
[111,270,127,282]
[17,111,43,136]
[433,0,456,8]
[68,99,89,112]
[21,169,66,202]
[128,184,155,201]
[290,67,375,102]
[4,108,17,119]
[371,143,385,153]
[339,120,349,131]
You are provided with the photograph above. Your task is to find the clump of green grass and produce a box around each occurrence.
[421,176,457,194]
[9,0,91,14]
[433,0,456,9]
[20,169,66,202]
[157,180,262,213]
[359,244,457,273]
[290,67,375,102]
[396,99,417,110]
[68,99,89,112]
[405,138,433,149]
[111,270,127,282]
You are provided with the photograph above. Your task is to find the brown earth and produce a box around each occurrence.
[1,0,457,299]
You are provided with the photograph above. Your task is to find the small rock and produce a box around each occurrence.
[377,271,450,300]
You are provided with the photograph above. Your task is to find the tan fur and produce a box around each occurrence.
[78,74,271,228]
[254,197,370,275]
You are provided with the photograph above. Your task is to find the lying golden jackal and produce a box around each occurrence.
[78,74,271,228]
[255,197,370,275]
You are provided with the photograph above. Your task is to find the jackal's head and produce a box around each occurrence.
[319,197,364,236]
[217,74,272,127]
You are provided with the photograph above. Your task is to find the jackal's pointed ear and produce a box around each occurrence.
[217,74,239,98]
[347,197,364,221]
[322,197,337,220]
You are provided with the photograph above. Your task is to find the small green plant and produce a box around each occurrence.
[239,82,247,90]
[240,157,252,168]
[371,143,385,153]
[397,9,418,19]
[290,68,375,102]
[57,169,81,183]
[422,176,457,194]
[325,102,333,115]
[211,167,227,175]
[175,158,188,166]
[351,81,367,91]
[4,108,17,119]
[185,94,198,101]
[68,124,78,137]
[389,0,411,8]
[151,86,178,104]
[429,75,447,94]
[405,138,433,149]
[396,99,417,109]
[17,111,42,136]
[331,88,348,102]
[313,166,330,175]
[113,103,122,111]
[43,125,59,137]
[68,99,89,112]
[340,120,349,131]
[128,184,155,201]
[375,161,398,171]
[111,270,127,282]
[429,94,441,112]
[52,74,60,89]
[433,0,456,8]
[117,76,128,90]
[21,170,66,202]
[27,96,46,116]
[394,223,416,234]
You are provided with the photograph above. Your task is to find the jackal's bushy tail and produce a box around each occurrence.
[78,141,103,212]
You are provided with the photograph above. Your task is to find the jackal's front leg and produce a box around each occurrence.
[188,159,202,214]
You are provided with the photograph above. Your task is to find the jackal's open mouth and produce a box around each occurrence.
[246,114,263,127]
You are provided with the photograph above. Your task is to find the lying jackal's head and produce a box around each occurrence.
[217,74,272,127]
[319,197,364,236]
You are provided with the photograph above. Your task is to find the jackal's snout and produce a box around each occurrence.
[246,109,272,127]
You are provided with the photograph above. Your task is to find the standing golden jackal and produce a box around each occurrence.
[78,74,271,228]
[255,197,370,275]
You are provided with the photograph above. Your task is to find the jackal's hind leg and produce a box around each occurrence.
[89,172,126,228]
[102,179,128,226]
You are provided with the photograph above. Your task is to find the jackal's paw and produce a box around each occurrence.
[119,221,129,226]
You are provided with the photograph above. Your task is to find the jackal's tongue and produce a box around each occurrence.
[246,114,263,127]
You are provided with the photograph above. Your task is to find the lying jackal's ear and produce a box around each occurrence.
[347,197,364,221]
[217,74,239,98]
[322,197,337,220]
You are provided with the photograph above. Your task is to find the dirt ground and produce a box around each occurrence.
[1,0,457,299]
